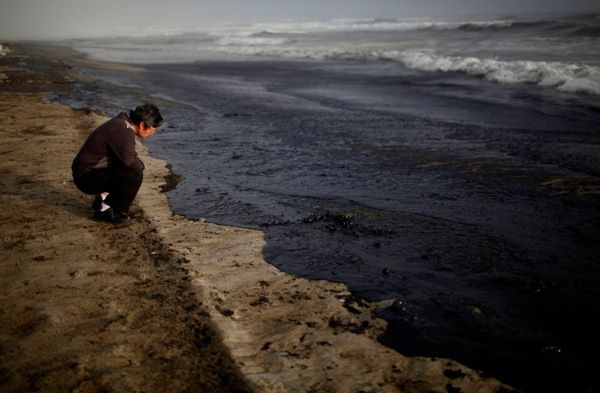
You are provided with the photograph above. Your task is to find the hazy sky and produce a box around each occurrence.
[1,0,599,40]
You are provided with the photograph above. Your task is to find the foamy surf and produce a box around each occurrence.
[71,13,600,96]
[395,50,600,95]
[0,44,11,56]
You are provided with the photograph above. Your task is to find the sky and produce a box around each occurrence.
[1,0,599,40]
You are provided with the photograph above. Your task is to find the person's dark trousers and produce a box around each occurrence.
[73,166,143,213]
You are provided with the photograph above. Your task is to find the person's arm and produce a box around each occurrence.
[107,127,144,170]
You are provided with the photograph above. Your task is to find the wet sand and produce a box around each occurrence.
[0,43,517,392]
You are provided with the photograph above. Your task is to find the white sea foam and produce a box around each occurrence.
[201,41,600,95]
[215,35,293,47]
[72,14,600,96]
[246,18,519,34]
[394,50,600,95]
[199,28,600,96]
[0,44,10,56]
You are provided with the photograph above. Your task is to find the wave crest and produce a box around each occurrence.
[394,50,600,95]
[0,44,10,56]
[246,17,600,37]
[215,35,292,47]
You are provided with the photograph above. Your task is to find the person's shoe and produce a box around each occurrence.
[93,208,130,224]
[113,211,130,223]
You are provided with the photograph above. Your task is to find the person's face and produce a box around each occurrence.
[135,122,157,139]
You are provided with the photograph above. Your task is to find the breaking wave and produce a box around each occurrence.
[72,12,600,96]
[246,15,600,37]
[215,35,293,47]
[321,49,600,95]
[203,39,600,95]
[0,44,10,56]
[250,18,520,33]
[394,50,600,95]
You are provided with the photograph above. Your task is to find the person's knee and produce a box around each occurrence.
[73,171,107,195]
[119,167,143,183]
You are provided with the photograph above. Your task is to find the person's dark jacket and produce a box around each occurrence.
[72,112,144,178]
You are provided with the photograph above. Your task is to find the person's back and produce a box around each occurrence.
[72,113,143,177]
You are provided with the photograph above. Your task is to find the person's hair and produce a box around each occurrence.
[129,103,163,128]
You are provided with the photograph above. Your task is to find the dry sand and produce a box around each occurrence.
[0,43,517,392]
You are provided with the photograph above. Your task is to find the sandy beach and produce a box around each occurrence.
[0,43,520,392]
[0,46,250,392]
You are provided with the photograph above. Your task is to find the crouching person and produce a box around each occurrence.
[72,103,163,224]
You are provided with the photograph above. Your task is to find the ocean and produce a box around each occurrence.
[54,12,600,393]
